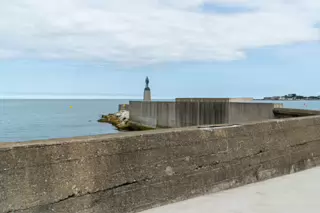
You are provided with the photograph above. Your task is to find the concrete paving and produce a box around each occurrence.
[142,167,320,213]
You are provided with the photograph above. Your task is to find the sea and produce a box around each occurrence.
[0,99,131,143]
[0,99,320,143]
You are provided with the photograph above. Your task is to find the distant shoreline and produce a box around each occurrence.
[254,99,320,101]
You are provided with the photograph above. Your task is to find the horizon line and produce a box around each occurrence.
[0,95,174,100]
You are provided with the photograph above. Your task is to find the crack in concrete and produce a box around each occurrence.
[194,161,220,171]
[289,141,309,148]
[5,178,150,213]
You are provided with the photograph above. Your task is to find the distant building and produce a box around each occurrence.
[263,96,280,100]
[264,93,320,101]
[271,96,280,100]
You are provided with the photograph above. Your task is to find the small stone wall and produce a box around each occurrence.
[118,104,130,111]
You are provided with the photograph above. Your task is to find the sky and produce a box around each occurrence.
[0,0,320,99]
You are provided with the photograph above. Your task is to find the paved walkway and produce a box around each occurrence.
[142,167,320,213]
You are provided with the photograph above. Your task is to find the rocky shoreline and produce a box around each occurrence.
[98,110,154,131]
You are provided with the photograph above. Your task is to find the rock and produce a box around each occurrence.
[98,110,128,125]
[98,110,154,131]
[119,121,155,131]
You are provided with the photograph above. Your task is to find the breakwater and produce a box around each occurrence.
[101,100,282,131]
[128,100,282,128]
[1,114,320,213]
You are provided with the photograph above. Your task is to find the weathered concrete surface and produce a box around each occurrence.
[1,116,320,213]
[129,101,281,128]
[129,101,176,128]
[142,166,320,213]
[175,101,229,127]
[228,103,282,124]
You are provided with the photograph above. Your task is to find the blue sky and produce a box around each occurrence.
[1,1,320,99]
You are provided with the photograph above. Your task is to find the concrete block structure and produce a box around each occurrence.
[2,115,320,213]
[129,101,175,128]
[129,99,282,128]
[175,101,229,127]
[228,102,283,124]
[176,98,254,102]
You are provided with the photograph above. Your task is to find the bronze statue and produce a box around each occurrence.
[145,77,149,88]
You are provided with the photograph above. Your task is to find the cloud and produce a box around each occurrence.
[0,0,319,64]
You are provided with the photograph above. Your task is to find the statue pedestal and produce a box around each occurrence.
[143,77,151,101]
[144,88,151,101]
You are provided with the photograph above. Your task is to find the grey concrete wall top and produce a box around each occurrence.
[228,98,254,102]
[2,115,320,213]
[176,98,230,102]
[176,98,253,102]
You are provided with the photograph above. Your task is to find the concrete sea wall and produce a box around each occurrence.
[175,101,229,127]
[1,116,320,213]
[129,101,281,128]
[129,101,176,128]
[228,102,283,124]
[176,98,254,102]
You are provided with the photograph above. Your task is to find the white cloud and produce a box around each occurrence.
[0,0,319,64]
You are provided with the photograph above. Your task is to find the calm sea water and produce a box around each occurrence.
[253,100,320,110]
[1,99,320,143]
[0,99,130,142]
